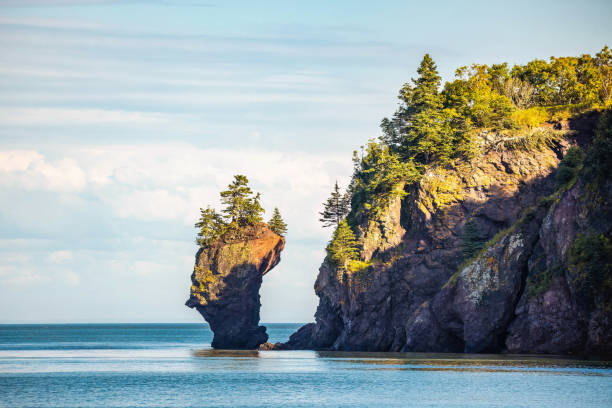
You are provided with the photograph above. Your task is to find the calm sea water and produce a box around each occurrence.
[0,324,611,408]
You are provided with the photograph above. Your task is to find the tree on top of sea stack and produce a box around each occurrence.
[220,174,264,227]
[188,174,286,349]
[268,207,288,236]
[195,174,268,246]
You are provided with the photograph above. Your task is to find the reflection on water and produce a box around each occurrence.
[190,348,612,376]
[193,349,261,358]
[193,348,611,367]
[2,324,611,407]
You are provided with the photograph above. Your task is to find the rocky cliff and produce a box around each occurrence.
[287,112,612,356]
[186,223,285,349]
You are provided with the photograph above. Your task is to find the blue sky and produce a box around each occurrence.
[0,0,610,323]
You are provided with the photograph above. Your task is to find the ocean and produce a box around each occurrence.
[0,323,610,407]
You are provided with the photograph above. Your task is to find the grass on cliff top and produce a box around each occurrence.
[511,103,607,128]
[489,128,567,152]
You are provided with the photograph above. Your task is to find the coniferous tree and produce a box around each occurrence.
[462,218,484,259]
[268,207,288,236]
[399,54,452,164]
[195,206,226,246]
[220,175,264,227]
[326,219,359,268]
[319,181,351,227]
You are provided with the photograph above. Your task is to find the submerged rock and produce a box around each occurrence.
[186,223,284,349]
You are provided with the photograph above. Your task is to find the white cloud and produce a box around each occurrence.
[0,145,351,237]
[0,16,107,30]
[48,250,73,263]
[0,265,48,285]
[0,151,86,191]
[62,270,80,286]
[110,189,192,221]
[0,150,43,172]
[0,108,168,126]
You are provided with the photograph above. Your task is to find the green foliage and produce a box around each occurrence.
[397,54,455,164]
[556,147,585,186]
[220,175,264,227]
[462,218,485,260]
[351,141,420,218]
[340,48,609,245]
[268,207,288,236]
[527,266,560,299]
[511,47,612,106]
[327,219,360,269]
[195,206,226,246]
[569,233,612,307]
[195,175,271,247]
[319,181,351,228]
[444,64,516,130]
[510,106,549,128]
[347,259,373,273]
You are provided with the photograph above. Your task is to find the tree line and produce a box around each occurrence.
[195,175,287,246]
[320,46,611,270]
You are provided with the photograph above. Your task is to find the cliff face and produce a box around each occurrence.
[186,223,285,349]
[288,113,612,356]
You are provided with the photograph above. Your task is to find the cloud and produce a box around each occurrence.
[48,250,74,263]
[0,0,214,6]
[0,151,87,191]
[0,150,43,172]
[0,16,107,30]
[0,108,168,126]
[0,265,48,285]
[62,270,80,286]
[0,144,352,239]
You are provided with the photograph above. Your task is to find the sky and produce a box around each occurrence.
[0,0,610,323]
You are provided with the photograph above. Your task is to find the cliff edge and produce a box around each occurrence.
[286,111,612,356]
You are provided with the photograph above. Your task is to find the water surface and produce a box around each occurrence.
[1,324,610,407]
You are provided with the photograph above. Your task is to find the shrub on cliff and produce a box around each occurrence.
[462,218,485,260]
[556,146,585,186]
[327,219,359,269]
[590,108,612,182]
[350,141,419,219]
[569,233,612,308]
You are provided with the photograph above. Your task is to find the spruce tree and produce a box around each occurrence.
[195,206,226,246]
[400,54,452,164]
[268,207,288,236]
[319,181,351,227]
[219,175,264,227]
[326,219,359,268]
[462,218,484,259]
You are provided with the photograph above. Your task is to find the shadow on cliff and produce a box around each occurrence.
[286,114,603,353]
[189,261,268,349]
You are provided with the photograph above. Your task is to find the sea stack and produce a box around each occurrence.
[186,223,285,349]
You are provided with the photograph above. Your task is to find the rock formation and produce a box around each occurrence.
[285,112,612,356]
[186,223,285,349]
